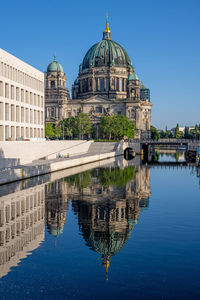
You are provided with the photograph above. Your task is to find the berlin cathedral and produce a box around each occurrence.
[45,17,152,139]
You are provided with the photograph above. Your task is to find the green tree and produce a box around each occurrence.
[61,118,75,139]
[99,116,113,139]
[98,166,135,187]
[160,130,166,138]
[74,113,92,138]
[45,123,55,139]
[65,170,91,190]
[195,124,200,140]
[175,123,183,139]
[150,126,160,141]
[54,125,63,139]
[99,115,135,140]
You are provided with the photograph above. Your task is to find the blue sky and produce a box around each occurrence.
[1,0,200,129]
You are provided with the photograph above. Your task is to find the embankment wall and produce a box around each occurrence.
[0,140,93,166]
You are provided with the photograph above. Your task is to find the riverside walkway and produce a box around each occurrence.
[0,142,123,185]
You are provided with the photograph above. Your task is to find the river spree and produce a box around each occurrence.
[0,154,200,299]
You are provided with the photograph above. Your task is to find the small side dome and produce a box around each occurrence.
[48,226,64,238]
[74,78,79,85]
[128,73,139,81]
[47,55,64,72]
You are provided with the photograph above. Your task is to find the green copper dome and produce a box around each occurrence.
[47,57,64,73]
[128,73,139,81]
[82,39,132,70]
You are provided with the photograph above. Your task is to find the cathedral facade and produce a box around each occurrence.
[45,18,152,139]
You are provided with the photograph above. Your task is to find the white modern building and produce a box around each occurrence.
[0,48,44,141]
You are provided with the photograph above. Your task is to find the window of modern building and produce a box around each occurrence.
[0,125,3,141]
[41,112,43,124]
[16,126,20,138]
[21,127,24,137]
[11,104,15,121]
[26,127,29,138]
[26,108,29,123]
[26,91,29,103]
[30,92,33,105]
[21,107,24,122]
[34,110,36,124]
[5,125,9,140]
[30,109,33,123]
[5,103,9,120]
[38,111,40,124]
[11,85,14,99]
[21,89,24,102]
[0,62,3,76]
[11,126,15,139]
[5,83,9,98]
[0,81,3,96]
[16,106,20,122]
[16,87,19,101]
[0,102,3,120]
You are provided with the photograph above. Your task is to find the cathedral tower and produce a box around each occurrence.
[45,55,70,124]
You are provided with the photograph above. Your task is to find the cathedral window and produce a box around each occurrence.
[119,78,122,92]
[96,106,102,113]
[100,78,104,91]
[51,81,55,88]
[106,78,109,91]
[95,78,98,91]
[51,108,54,117]
[131,110,136,119]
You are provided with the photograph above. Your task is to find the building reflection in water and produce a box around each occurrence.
[0,184,45,279]
[45,180,70,241]
[69,163,151,279]
[0,158,151,280]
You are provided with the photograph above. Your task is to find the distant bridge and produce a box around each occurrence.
[138,139,200,152]
[145,161,195,168]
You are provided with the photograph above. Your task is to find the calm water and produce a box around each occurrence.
[0,154,200,300]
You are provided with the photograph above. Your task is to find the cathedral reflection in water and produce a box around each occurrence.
[0,159,151,279]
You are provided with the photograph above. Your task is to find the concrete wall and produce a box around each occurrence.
[0,150,117,185]
[0,140,93,166]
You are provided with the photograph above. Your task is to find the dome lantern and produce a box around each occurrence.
[103,14,111,40]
